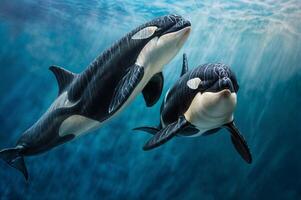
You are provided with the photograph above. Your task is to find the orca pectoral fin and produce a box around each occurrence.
[133,126,160,135]
[181,53,188,77]
[143,116,189,150]
[109,64,144,114]
[142,72,164,107]
[202,128,221,136]
[49,66,77,96]
[225,122,252,164]
[180,126,200,136]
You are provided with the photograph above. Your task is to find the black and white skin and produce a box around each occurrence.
[0,15,191,180]
[134,54,252,164]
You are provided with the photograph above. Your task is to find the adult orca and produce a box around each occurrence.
[134,54,252,164]
[0,15,191,180]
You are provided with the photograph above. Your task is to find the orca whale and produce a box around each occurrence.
[0,15,191,180]
[134,54,252,164]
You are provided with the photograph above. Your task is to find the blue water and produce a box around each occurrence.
[1,0,301,199]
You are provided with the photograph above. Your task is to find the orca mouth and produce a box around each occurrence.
[220,89,232,97]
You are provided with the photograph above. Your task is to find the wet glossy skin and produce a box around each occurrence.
[161,63,239,128]
[17,15,191,156]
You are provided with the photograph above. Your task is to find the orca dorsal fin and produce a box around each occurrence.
[49,66,76,95]
[181,53,188,77]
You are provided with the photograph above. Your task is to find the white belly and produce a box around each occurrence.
[184,90,237,137]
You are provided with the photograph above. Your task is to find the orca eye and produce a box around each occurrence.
[187,78,202,90]
[132,26,158,40]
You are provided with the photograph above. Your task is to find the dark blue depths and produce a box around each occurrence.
[0,0,301,199]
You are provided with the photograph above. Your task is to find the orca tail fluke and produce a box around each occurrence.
[0,147,29,180]
[133,126,160,135]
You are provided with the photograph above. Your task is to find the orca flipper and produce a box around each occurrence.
[109,64,144,114]
[133,126,160,135]
[225,122,252,164]
[142,72,164,107]
[180,126,200,136]
[0,147,29,180]
[143,116,189,150]
[181,53,188,76]
[202,127,221,136]
[49,66,76,95]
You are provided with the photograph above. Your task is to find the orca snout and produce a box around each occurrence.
[172,14,191,28]
[203,77,234,93]
[219,77,234,92]
[161,15,191,35]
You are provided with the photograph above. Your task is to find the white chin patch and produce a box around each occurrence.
[187,78,202,89]
[184,91,236,135]
[132,26,157,40]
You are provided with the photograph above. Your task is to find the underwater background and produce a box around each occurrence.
[0,0,301,199]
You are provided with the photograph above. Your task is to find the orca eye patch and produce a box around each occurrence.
[187,78,202,90]
[132,26,158,40]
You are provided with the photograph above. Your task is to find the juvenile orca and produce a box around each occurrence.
[134,54,252,164]
[0,15,191,180]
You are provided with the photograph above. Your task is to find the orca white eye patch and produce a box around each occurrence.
[132,26,158,40]
[187,77,202,90]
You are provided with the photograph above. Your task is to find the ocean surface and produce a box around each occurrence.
[0,0,301,199]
